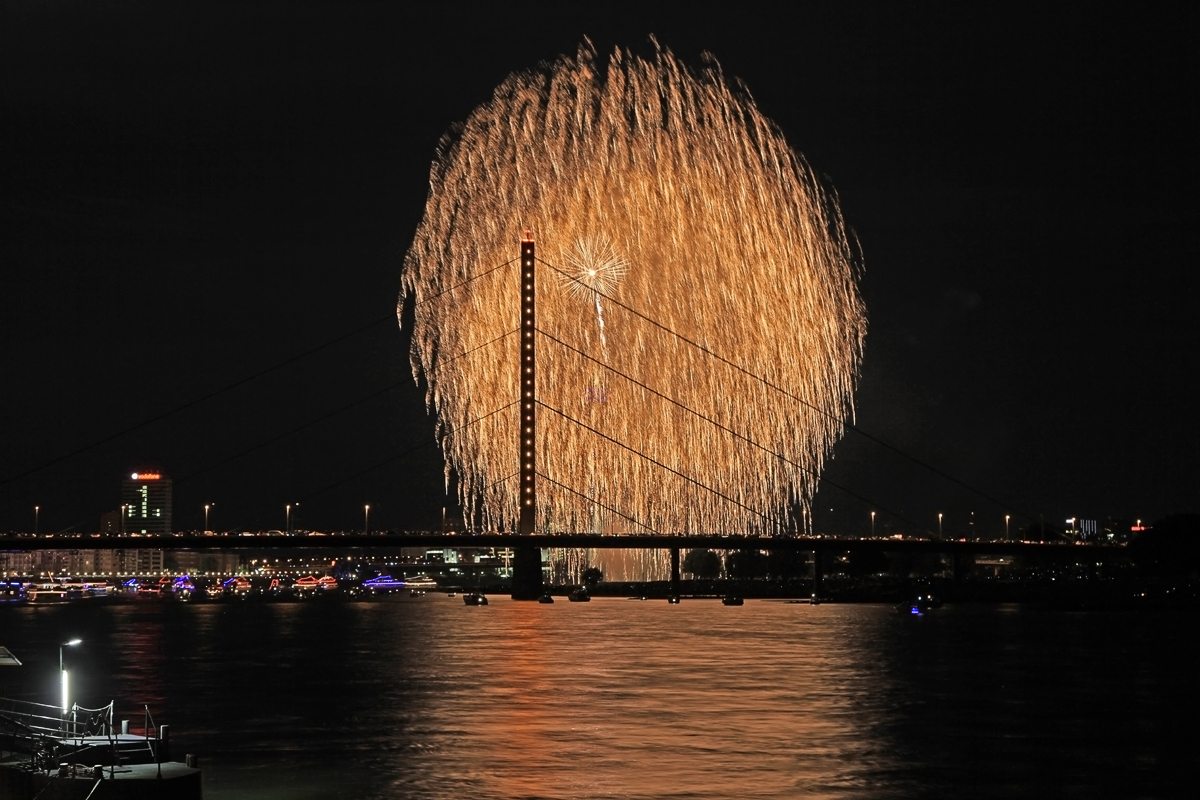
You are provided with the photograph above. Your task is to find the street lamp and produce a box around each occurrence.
[204,504,213,534]
[870,510,876,538]
[60,639,82,714]
[1005,514,1011,541]
[35,506,39,536]
[286,504,292,535]
[937,513,943,539]
[364,504,370,536]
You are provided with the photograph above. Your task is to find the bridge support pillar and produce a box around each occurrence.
[511,546,543,600]
[951,553,965,582]
[669,547,681,600]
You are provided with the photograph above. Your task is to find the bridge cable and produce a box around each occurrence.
[174,330,518,487]
[412,258,517,307]
[537,400,785,531]
[535,471,662,536]
[2,256,519,488]
[295,401,518,506]
[537,328,921,531]
[537,255,1029,522]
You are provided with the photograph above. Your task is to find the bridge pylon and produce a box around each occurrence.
[512,230,545,600]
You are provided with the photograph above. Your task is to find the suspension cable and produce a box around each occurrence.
[537,399,784,531]
[3,256,518,487]
[537,254,1027,522]
[296,401,517,504]
[175,330,518,485]
[536,471,662,535]
[536,327,919,530]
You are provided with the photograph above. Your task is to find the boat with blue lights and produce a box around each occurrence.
[898,594,941,615]
[361,575,406,595]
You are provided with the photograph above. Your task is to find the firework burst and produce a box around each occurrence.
[561,234,629,355]
[400,40,866,564]
[561,235,629,299]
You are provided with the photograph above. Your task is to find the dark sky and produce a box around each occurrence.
[2,2,1194,536]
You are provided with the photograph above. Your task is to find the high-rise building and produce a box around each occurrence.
[121,470,173,535]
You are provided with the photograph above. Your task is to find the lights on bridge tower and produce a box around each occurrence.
[510,229,544,599]
[519,230,537,535]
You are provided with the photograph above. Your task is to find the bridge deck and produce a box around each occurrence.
[0,532,1120,555]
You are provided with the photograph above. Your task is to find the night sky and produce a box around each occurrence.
[2,2,1194,537]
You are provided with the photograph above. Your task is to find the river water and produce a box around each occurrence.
[0,596,1190,799]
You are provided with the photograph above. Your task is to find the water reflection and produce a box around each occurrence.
[0,597,1188,799]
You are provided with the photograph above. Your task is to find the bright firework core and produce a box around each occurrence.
[561,235,629,298]
[400,39,866,545]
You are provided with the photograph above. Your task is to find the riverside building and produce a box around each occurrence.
[121,470,173,535]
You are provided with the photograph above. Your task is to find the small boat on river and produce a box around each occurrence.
[897,594,941,615]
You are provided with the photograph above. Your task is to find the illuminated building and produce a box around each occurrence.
[121,470,173,535]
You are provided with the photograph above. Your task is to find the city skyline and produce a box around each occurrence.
[2,4,1194,535]
[0,464,1153,541]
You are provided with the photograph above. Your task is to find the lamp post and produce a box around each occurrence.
[364,504,370,536]
[937,513,943,540]
[60,638,82,719]
[35,506,39,536]
[1005,514,1011,541]
[870,510,876,538]
[286,504,292,535]
[204,504,213,534]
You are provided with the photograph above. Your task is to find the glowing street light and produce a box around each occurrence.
[34,506,39,536]
[1005,514,1011,541]
[937,513,943,539]
[364,504,370,536]
[870,510,876,538]
[204,503,214,534]
[60,638,82,714]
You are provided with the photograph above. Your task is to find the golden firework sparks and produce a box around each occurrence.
[400,40,866,553]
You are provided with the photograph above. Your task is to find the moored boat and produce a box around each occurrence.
[0,650,202,799]
[24,582,81,603]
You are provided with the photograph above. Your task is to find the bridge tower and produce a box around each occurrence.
[511,230,544,599]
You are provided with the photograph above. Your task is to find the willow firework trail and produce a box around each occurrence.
[400,39,866,544]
